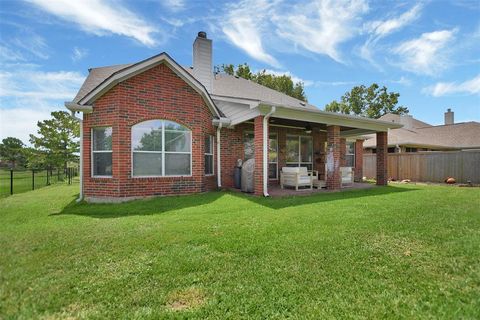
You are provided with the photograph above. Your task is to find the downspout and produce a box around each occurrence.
[263,106,276,197]
[70,111,83,202]
[216,123,222,188]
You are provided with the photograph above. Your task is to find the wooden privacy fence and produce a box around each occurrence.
[363,150,480,183]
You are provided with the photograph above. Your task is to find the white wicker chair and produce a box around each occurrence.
[280,167,313,190]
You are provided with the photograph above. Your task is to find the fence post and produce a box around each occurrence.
[57,168,60,182]
[10,169,13,195]
[47,169,50,186]
[32,169,35,190]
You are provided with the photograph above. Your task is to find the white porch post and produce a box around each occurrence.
[263,107,276,196]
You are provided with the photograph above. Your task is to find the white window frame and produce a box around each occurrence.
[286,134,313,169]
[91,126,113,178]
[346,141,356,167]
[131,120,192,178]
[268,132,278,180]
[205,135,214,176]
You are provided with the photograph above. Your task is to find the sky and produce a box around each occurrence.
[0,0,479,144]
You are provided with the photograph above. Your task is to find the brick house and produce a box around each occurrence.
[66,32,401,202]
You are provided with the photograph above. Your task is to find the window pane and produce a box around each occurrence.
[93,152,112,176]
[165,131,191,152]
[269,163,277,179]
[93,127,112,151]
[165,153,190,175]
[205,154,213,175]
[300,137,312,163]
[205,136,213,154]
[346,142,355,155]
[300,163,313,171]
[345,155,354,167]
[286,136,299,162]
[132,120,162,151]
[164,121,188,131]
[133,152,162,176]
[244,132,254,161]
[269,135,278,163]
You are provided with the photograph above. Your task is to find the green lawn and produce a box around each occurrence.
[1,184,479,319]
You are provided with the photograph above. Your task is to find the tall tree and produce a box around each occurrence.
[325,83,408,119]
[0,137,26,168]
[219,63,307,102]
[29,111,80,169]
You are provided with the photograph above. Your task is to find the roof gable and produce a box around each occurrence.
[73,53,221,118]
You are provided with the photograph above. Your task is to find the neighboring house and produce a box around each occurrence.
[364,110,480,153]
[66,32,401,202]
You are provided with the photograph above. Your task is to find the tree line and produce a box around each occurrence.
[219,63,408,119]
[0,111,79,170]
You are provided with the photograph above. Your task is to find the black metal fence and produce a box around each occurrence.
[0,167,78,197]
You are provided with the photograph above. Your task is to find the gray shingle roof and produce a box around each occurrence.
[73,64,132,103]
[72,63,317,112]
[364,118,480,149]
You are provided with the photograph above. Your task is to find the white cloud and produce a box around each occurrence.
[26,0,159,46]
[0,66,85,143]
[162,0,185,12]
[365,4,422,38]
[423,74,480,97]
[273,0,369,63]
[392,29,457,75]
[222,0,280,67]
[0,45,25,62]
[0,106,54,145]
[11,33,50,59]
[72,47,88,62]
[360,4,423,67]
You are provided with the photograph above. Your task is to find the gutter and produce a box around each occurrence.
[212,117,230,189]
[65,102,93,114]
[263,106,276,197]
[68,110,84,202]
[216,123,222,188]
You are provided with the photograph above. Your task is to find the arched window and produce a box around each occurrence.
[132,120,191,177]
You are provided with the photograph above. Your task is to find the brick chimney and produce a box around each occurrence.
[193,31,212,92]
[444,108,454,125]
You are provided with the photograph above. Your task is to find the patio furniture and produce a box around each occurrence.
[280,167,313,190]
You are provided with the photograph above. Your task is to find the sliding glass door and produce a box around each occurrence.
[286,135,313,170]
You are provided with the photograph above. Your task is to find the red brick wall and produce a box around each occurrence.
[354,139,363,182]
[82,63,216,200]
[376,132,388,186]
[254,116,265,196]
[326,125,341,190]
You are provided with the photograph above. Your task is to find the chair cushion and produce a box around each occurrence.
[298,176,312,184]
[282,167,300,173]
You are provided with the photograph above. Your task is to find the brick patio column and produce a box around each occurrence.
[326,125,341,190]
[254,116,265,195]
[376,132,388,186]
[354,139,364,182]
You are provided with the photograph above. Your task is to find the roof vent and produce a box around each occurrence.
[198,31,207,38]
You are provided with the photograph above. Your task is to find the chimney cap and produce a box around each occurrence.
[197,31,207,38]
[447,108,452,112]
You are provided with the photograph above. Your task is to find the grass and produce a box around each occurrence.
[1,184,479,319]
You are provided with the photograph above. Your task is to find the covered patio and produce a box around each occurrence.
[217,103,402,197]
